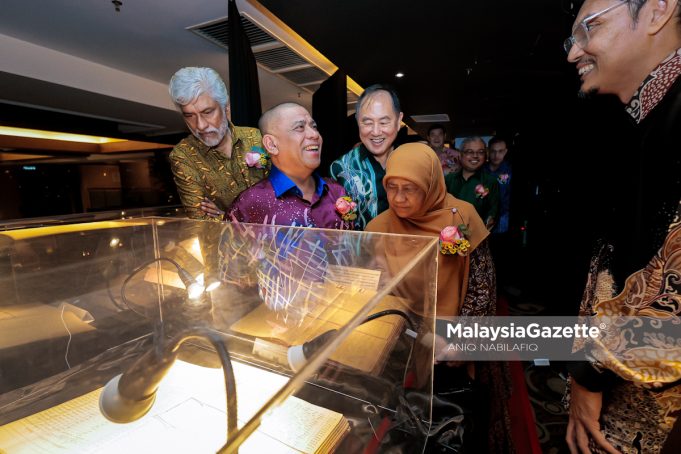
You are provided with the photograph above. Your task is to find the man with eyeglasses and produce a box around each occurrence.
[564,1,681,453]
[444,136,500,230]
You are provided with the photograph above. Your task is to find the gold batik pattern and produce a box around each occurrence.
[564,376,674,454]
[576,201,681,453]
[169,125,268,220]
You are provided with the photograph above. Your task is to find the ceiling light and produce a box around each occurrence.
[0,126,126,144]
[395,72,404,78]
[410,114,451,123]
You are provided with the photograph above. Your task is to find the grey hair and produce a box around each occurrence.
[459,136,486,150]
[169,67,229,109]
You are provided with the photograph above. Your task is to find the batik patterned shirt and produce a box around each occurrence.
[625,47,681,124]
[329,144,388,230]
[169,124,268,220]
[228,165,352,230]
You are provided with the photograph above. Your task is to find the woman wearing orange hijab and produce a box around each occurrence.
[366,143,511,453]
[365,142,495,318]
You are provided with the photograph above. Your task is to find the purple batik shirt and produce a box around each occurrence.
[228,165,352,229]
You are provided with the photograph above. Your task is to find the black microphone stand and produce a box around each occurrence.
[99,327,238,452]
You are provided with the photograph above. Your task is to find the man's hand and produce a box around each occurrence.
[566,379,621,454]
[200,197,225,219]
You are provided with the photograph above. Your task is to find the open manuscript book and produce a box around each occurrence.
[0,360,349,454]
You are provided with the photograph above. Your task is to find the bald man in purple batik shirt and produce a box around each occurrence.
[202,102,353,229]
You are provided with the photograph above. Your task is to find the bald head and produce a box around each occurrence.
[258,103,322,182]
[258,102,306,135]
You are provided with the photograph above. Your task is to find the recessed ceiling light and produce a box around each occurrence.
[395,72,404,78]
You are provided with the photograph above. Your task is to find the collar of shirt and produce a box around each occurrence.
[229,121,251,148]
[357,143,372,160]
[357,143,390,175]
[625,47,681,124]
[269,165,327,199]
[358,143,391,165]
[459,168,485,181]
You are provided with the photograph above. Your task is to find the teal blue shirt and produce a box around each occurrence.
[329,144,388,230]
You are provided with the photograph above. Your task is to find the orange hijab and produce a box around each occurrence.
[366,143,488,316]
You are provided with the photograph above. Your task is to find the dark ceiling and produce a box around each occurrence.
[260,0,581,137]
[0,0,585,144]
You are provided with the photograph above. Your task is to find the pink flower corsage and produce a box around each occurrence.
[439,225,471,256]
[245,146,269,169]
[474,184,489,199]
[335,196,358,222]
[497,173,510,185]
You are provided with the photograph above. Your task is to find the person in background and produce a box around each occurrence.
[484,136,512,234]
[427,123,460,175]
[445,136,500,230]
[483,136,513,286]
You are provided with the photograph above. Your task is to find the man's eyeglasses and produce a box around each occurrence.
[462,150,486,157]
[563,1,627,54]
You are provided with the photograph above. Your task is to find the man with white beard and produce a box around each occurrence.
[168,67,268,219]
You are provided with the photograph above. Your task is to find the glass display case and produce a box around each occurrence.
[0,217,438,453]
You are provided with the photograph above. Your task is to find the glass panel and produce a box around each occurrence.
[0,205,186,231]
[0,218,437,453]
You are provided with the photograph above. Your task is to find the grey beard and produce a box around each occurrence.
[577,87,599,99]
[193,119,229,147]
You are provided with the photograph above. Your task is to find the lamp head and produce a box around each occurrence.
[176,267,205,301]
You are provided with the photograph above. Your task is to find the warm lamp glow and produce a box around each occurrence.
[0,126,126,144]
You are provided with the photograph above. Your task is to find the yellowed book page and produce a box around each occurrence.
[325,265,381,291]
[231,284,404,373]
[0,360,345,454]
[259,397,347,454]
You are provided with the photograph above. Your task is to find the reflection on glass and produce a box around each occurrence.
[0,218,438,453]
